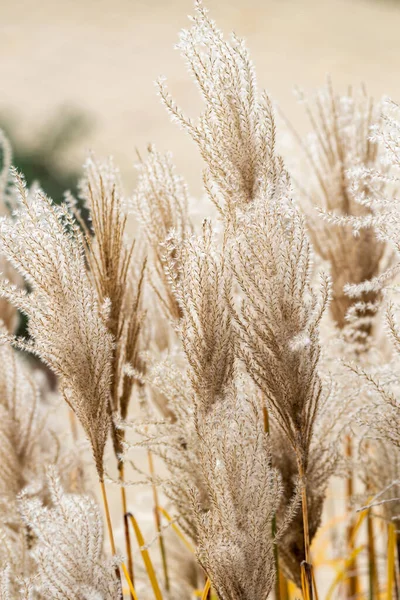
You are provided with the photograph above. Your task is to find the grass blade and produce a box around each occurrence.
[126,512,163,600]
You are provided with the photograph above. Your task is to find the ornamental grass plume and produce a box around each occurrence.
[289,82,394,594]
[130,221,235,543]
[0,274,94,597]
[336,98,400,598]
[132,145,192,324]
[334,100,400,447]
[226,187,333,587]
[131,222,297,600]
[158,4,335,596]
[0,342,58,595]
[157,1,280,222]
[193,390,293,600]
[0,170,114,482]
[0,131,23,333]
[292,82,390,348]
[0,342,52,507]
[3,3,400,600]
[19,467,122,599]
[75,155,146,425]
[70,154,147,589]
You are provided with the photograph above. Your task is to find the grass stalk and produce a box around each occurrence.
[311,568,319,600]
[387,522,396,600]
[301,561,313,600]
[396,534,400,597]
[126,511,164,600]
[100,479,122,586]
[261,400,281,600]
[119,462,135,595]
[297,458,314,600]
[272,514,281,600]
[297,460,311,564]
[345,434,358,598]
[279,572,290,600]
[367,510,379,599]
[201,578,211,600]
[121,563,139,600]
[148,451,170,592]
[100,479,117,556]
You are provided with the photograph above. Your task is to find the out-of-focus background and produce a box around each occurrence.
[1,0,400,200]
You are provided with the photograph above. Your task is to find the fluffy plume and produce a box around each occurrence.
[228,163,330,477]
[19,467,122,599]
[0,343,52,506]
[132,223,234,541]
[0,339,87,595]
[0,171,113,479]
[294,82,389,346]
[343,101,400,445]
[176,220,234,411]
[75,155,146,453]
[0,130,21,333]
[193,392,291,600]
[2,5,400,599]
[132,145,192,323]
[158,1,282,220]
[158,5,338,591]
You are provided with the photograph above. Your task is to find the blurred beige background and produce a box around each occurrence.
[1,0,400,196]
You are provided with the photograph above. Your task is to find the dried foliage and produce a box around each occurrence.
[132,145,191,323]
[0,171,113,479]
[75,155,146,460]
[293,83,389,349]
[19,467,122,599]
[158,2,280,222]
[2,4,400,600]
[193,392,291,600]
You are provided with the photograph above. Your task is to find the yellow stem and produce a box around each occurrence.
[278,571,290,600]
[261,400,280,600]
[126,512,163,600]
[345,435,358,598]
[297,458,315,600]
[201,578,211,600]
[387,522,396,600]
[121,563,139,600]
[367,510,379,599]
[311,567,319,600]
[301,562,313,600]
[148,451,170,591]
[100,479,117,556]
[297,460,311,564]
[99,479,122,588]
[119,462,135,595]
